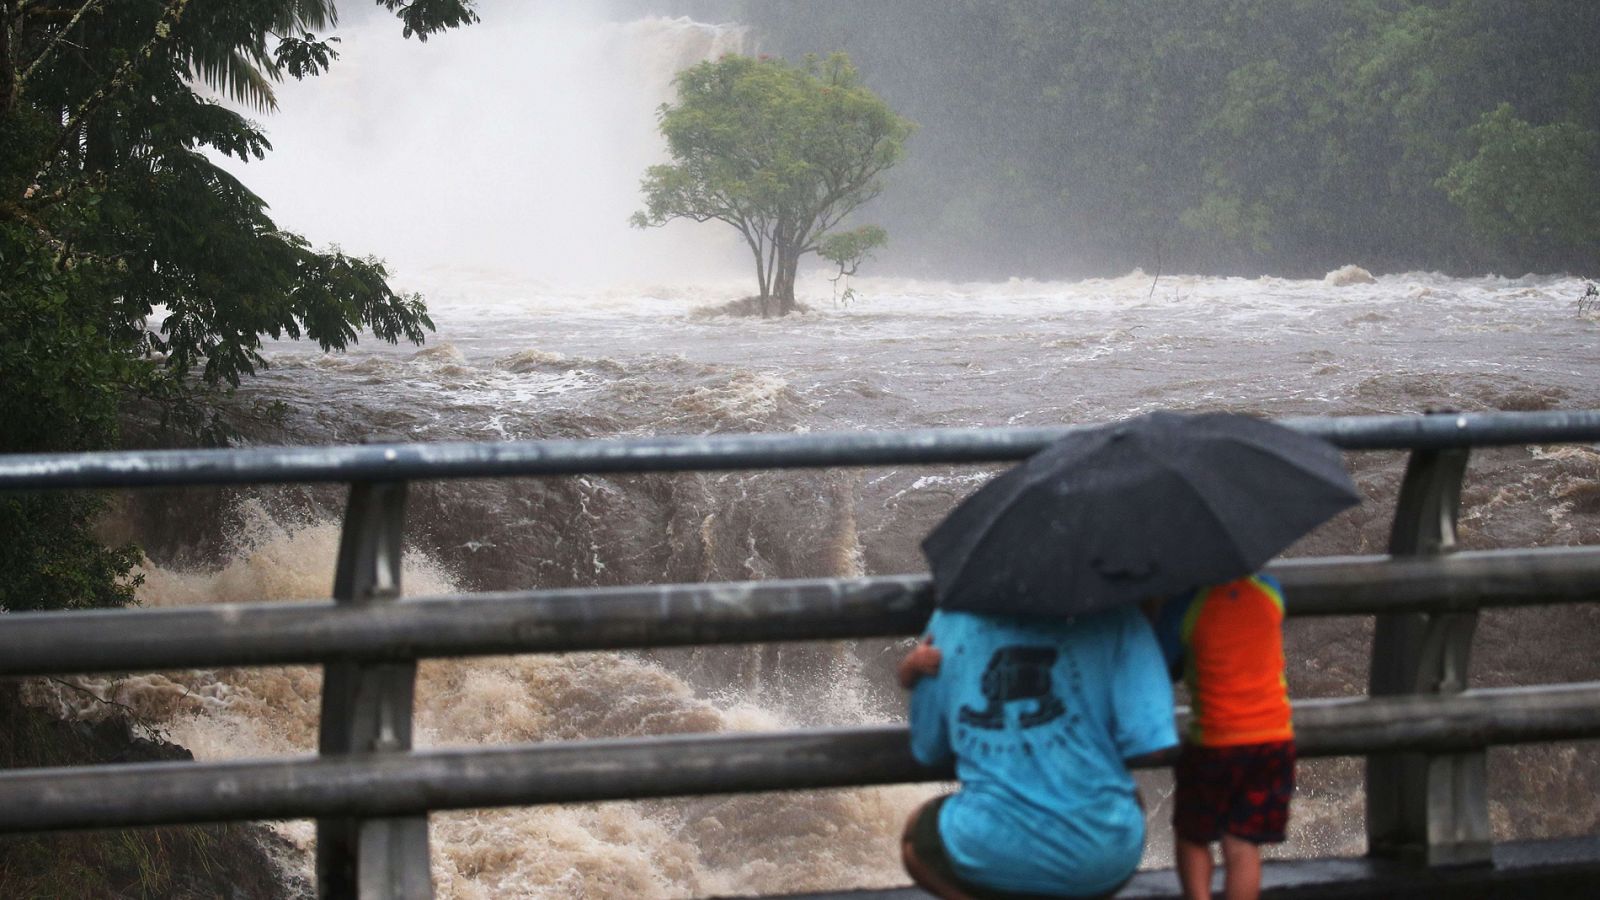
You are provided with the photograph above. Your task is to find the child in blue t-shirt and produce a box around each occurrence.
[898,606,1178,899]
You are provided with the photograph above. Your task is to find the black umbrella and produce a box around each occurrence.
[921,411,1361,618]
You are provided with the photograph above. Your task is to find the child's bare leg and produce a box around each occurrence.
[1219,834,1262,900]
[1174,835,1214,900]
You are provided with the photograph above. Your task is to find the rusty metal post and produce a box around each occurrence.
[1366,440,1490,866]
[317,480,432,899]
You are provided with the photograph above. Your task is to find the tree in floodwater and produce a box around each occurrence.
[0,0,477,613]
[632,53,912,316]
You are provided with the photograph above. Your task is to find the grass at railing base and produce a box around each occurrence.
[0,682,303,900]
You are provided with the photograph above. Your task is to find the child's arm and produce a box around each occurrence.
[898,636,941,690]
[903,634,953,766]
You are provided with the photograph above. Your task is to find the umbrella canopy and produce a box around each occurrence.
[921,411,1361,619]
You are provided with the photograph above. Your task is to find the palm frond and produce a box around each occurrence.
[187,46,280,111]
[276,0,338,33]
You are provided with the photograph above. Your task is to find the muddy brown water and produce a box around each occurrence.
[28,269,1598,896]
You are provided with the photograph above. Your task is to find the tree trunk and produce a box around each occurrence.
[774,243,801,316]
[1,10,16,119]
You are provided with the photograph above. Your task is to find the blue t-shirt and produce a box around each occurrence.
[909,606,1177,896]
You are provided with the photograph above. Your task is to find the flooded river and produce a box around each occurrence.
[28,5,1600,896]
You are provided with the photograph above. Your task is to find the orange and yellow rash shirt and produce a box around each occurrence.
[1155,575,1293,747]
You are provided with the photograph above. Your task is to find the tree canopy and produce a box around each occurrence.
[728,0,1600,278]
[633,52,912,315]
[0,0,477,612]
[1440,103,1600,265]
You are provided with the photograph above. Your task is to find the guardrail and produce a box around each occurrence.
[3,409,1600,898]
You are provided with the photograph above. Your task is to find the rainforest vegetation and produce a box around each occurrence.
[0,1,478,614]
[655,0,1600,279]
[1,1,478,892]
[1,0,1597,893]
[8,0,1598,610]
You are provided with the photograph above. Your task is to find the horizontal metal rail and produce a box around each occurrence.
[1,682,1596,834]
[4,409,1600,491]
[1275,546,1600,615]
[3,547,1599,677]
[5,411,1596,900]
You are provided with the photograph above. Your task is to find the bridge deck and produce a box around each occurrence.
[733,836,1600,899]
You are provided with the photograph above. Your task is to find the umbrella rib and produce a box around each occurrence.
[1198,428,1359,502]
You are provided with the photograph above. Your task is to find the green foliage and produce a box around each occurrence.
[818,224,888,273]
[634,52,912,314]
[1180,192,1274,256]
[275,32,342,80]
[736,0,1600,276]
[379,0,481,41]
[0,492,144,613]
[1440,103,1600,256]
[3,1,453,389]
[0,224,143,612]
[819,225,886,306]
[0,1,473,612]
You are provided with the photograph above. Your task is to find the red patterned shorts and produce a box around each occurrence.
[1173,739,1296,844]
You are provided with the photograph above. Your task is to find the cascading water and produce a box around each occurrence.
[38,1,1600,896]
[32,499,930,897]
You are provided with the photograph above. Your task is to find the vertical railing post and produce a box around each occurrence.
[316,479,433,899]
[1365,440,1490,866]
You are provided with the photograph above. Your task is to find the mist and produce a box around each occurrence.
[222,1,1600,286]
[211,1,749,289]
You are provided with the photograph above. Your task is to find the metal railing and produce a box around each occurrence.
[3,409,1600,898]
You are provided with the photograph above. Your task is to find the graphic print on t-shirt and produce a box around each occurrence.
[959,645,1067,730]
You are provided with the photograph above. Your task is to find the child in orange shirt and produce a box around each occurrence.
[1152,574,1295,900]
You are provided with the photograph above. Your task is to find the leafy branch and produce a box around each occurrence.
[15,0,100,89]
